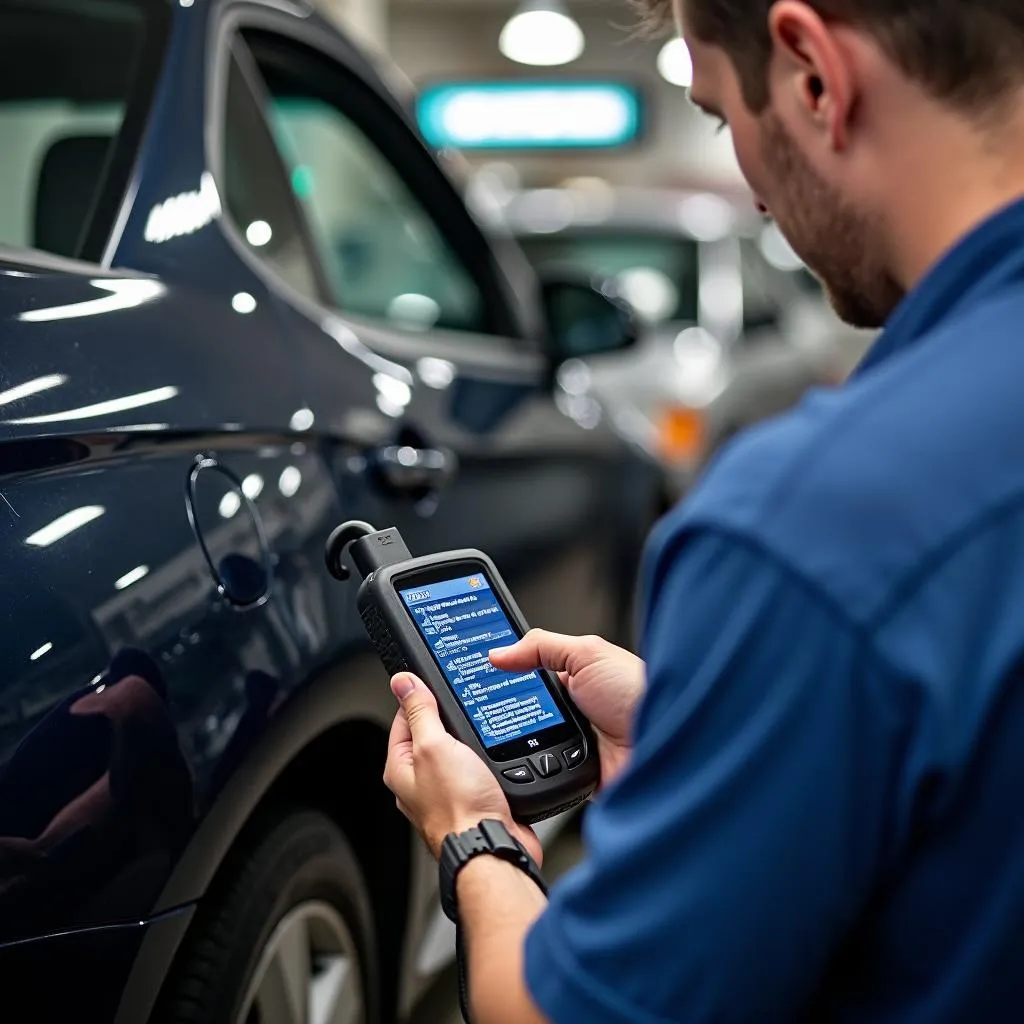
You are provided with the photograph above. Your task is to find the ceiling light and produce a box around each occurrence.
[658,39,693,88]
[26,505,105,547]
[500,1,584,67]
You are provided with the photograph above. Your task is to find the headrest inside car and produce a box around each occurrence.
[34,134,114,259]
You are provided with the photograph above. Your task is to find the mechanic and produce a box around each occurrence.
[384,0,1024,1020]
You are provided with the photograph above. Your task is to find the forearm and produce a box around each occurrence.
[457,855,551,1024]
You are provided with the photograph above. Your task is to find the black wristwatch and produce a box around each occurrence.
[439,819,547,922]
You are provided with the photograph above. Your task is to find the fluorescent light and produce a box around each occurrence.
[290,407,314,432]
[18,279,165,323]
[232,292,257,314]
[0,374,66,407]
[8,386,178,425]
[278,466,302,497]
[658,39,693,88]
[219,492,241,519]
[26,505,105,547]
[242,474,264,499]
[115,564,150,590]
[245,220,273,247]
[420,84,640,150]
[500,3,584,67]
[30,642,53,661]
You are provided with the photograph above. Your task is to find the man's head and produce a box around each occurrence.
[638,0,1024,327]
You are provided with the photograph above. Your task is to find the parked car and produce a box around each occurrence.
[493,185,874,496]
[0,2,658,1021]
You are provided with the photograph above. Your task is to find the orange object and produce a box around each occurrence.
[657,406,707,467]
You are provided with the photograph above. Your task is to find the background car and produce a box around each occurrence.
[489,184,875,496]
[0,1,659,1021]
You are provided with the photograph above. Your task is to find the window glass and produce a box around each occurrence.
[519,233,699,326]
[222,45,321,301]
[256,86,486,333]
[0,0,161,259]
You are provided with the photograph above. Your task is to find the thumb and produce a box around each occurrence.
[390,673,447,748]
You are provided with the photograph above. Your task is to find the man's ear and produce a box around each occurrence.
[768,0,854,151]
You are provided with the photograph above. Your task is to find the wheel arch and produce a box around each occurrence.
[114,661,416,1024]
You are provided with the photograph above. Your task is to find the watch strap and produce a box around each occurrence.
[439,818,547,922]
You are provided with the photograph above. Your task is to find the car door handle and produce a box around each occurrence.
[373,444,458,493]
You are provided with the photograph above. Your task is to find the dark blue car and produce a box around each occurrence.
[0,0,658,1020]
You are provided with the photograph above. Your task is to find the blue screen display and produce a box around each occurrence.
[400,573,566,748]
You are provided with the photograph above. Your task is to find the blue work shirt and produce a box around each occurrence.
[524,197,1024,1023]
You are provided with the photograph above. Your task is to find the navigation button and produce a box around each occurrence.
[502,765,534,784]
[562,744,585,770]
[530,752,562,779]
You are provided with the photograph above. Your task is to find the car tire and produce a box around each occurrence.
[158,808,379,1024]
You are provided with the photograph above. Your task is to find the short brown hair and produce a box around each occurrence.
[635,0,1024,114]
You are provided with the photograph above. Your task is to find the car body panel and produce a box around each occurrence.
[0,0,659,1018]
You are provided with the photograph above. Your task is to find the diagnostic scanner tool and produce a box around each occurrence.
[325,521,599,824]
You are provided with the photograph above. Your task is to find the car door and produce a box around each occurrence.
[214,7,657,646]
[0,0,381,972]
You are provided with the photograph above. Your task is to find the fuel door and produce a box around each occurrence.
[186,455,272,607]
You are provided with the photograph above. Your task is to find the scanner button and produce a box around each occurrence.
[530,752,562,779]
[502,765,534,784]
[562,744,585,770]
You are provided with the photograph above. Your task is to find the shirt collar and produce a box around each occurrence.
[856,196,1024,377]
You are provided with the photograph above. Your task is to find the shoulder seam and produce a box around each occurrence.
[651,520,902,677]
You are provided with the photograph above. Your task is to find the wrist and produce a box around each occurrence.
[427,816,492,859]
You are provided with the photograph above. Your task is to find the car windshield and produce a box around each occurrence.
[518,232,700,326]
[0,0,167,261]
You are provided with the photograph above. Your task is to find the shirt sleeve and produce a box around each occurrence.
[524,527,908,1024]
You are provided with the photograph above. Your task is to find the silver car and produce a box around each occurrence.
[493,185,874,498]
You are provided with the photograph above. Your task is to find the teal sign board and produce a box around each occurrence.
[417,81,643,150]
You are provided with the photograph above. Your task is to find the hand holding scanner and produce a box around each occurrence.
[325,522,599,824]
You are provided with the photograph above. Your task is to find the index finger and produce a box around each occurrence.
[489,628,583,673]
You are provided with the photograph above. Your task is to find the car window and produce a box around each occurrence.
[519,233,699,326]
[238,36,489,336]
[221,43,322,302]
[0,0,167,261]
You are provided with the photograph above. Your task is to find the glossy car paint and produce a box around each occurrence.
[0,1,659,1020]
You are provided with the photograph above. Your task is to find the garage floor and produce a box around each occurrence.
[408,815,585,1024]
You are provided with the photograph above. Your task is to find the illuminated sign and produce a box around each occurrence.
[417,81,643,150]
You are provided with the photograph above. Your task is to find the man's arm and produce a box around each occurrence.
[384,528,914,1023]
[457,856,549,1024]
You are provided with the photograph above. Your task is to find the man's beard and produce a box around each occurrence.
[759,113,904,329]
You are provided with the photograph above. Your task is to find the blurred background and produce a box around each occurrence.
[320,0,873,498]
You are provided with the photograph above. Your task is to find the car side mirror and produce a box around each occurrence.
[540,273,640,364]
